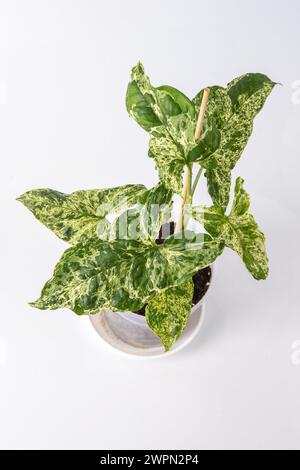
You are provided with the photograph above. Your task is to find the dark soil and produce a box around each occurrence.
[191,266,212,306]
[134,222,212,317]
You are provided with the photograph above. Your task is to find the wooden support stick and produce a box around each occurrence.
[194,87,210,141]
[175,88,210,234]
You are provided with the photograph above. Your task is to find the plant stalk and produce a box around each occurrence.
[191,166,204,197]
[175,164,192,234]
[175,88,210,234]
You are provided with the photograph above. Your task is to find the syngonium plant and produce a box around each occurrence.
[18,62,277,351]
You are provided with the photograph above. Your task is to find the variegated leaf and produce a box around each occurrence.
[126,78,161,132]
[149,113,202,193]
[127,63,198,192]
[193,75,276,209]
[111,183,173,240]
[187,126,221,165]
[149,125,186,194]
[205,167,232,211]
[126,62,194,132]
[167,114,197,155]
[146,279,194,351]
[136,182,173,239]
[194,86,232,129]
[188,86,230,165]
[193,178,269,280]
[18,185,147,245]
[157,85,195,117]
[31,235,224,315]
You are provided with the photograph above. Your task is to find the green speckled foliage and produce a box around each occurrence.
[19,62,276,351]
[112,183,173,240]
[193,178,269,280]
[31,235,224,315]
[146,279,194,351]
[18,185,147,244]
[194,75,276,209]
[127,64,276,207]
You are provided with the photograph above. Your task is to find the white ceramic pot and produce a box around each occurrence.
[90,267,213,358]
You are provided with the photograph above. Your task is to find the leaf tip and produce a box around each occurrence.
[16,191,33,209]
[131,60,145,77]
[16,193,26,204]
[163,341,172,353]
[255,266,270,281]
[29,299,45,310]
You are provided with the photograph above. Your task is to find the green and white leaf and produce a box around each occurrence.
[111,183,173,240]
[193,177,269,280]
[205,166,232,211]
[146,279,194,351]
[31,234,224,315]
[126,62,195,132]
[137,182,173,239]
[189,86,230,166]
[193,75,276,209]
[149,125,186,193]
[18,185,147,245]
[127,63,197,192]
[149,113,200,193]
[194,86,232,129]
[157,85,195,117]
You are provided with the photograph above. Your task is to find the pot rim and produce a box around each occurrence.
[89,264,215,358]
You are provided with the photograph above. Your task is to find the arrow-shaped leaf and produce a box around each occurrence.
[126,62,194,132]
[146,279,194,351]
[18,185,147,245]
[193,177,269,280]
[31,234,224,314]
[127,63,197,193]
[193,75,276,210]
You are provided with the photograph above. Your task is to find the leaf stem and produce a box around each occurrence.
[191,166,204,196]
[175,164,192,234]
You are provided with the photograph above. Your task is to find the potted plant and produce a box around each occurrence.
[18,63,277,353]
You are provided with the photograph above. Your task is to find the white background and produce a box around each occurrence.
[0,0,299,450]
